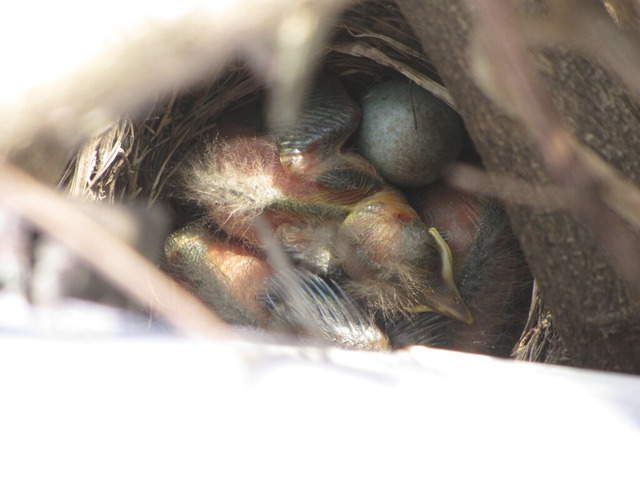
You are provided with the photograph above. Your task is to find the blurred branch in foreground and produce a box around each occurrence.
[0,162,231,339]
[0,0,353,185]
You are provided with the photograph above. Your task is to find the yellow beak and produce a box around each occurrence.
[410,228,474,324]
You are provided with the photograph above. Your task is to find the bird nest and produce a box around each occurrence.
[58,0,546,360]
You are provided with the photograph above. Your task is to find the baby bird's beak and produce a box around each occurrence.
[338,189,473,324]
[410,227,474,324]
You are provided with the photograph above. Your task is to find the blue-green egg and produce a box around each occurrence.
[358,79,464,187]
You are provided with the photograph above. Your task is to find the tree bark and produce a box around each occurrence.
[396,0,640,372]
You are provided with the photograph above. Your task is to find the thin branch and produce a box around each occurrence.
[0,0,356,185]
[445,163,570,212]
[328,42,455,107]
[0,162,232,339]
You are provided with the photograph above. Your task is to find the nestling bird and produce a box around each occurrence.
[385,182,533,356]
[164,76,474,348]
[165,223,391,349]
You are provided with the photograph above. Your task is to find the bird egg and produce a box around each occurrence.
[358,79,464,187]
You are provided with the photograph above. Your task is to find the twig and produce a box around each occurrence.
[328,42,455,107]
[0,0,356,185]
[0,162,232,339]
[445,163,569,211]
